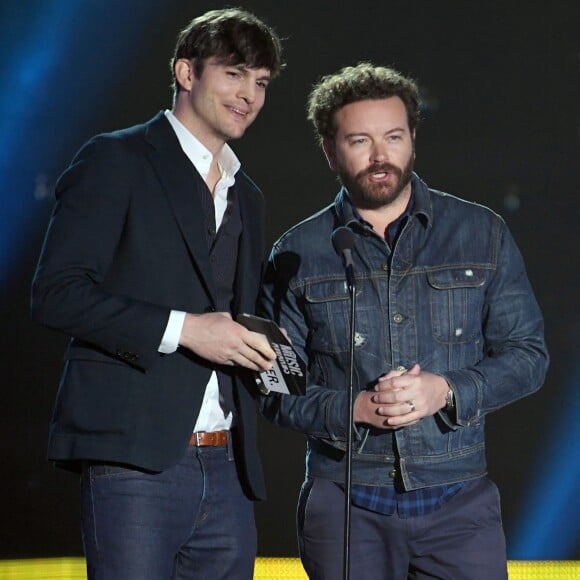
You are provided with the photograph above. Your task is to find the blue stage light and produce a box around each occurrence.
[0,2,82,279]
[509,366,580,558]
[0,0,162,281]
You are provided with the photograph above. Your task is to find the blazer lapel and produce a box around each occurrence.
[233,175,265,315]
[144,112,216,304]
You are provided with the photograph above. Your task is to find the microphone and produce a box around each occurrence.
[332,226,355,289]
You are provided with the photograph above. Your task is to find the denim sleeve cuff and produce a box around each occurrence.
[325,389,348,441]
[438,370,482,428]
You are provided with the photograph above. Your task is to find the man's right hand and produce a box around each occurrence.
[179,312,276,371]
[353,366,420,429]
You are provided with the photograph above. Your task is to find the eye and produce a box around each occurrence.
[349,137,367,146]
[256,80,269,89]
[388,134,403,142]
[226,70,241,79]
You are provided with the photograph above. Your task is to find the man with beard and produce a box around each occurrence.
[259,63,548,579]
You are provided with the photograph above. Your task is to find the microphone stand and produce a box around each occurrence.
[342,266,356,580]
[331,226,357,580]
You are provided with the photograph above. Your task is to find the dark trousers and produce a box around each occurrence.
[298,476,508,580]
[81,444,256,580]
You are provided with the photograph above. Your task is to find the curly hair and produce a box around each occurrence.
[307,62,420,145]
[170,8,283,96]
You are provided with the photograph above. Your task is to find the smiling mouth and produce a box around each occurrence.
[228,106,249,118]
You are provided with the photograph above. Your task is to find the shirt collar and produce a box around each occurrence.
[164,109,241,180]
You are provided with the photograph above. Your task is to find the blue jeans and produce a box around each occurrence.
[81,444,256,579]
[298,476,507,580]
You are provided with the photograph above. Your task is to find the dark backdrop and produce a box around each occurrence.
[1,0,578,560]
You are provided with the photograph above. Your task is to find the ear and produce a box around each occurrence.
[174,58,194,92]
[322,139,337,171]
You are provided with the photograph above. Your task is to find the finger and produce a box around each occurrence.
[236,344,275,371]
[372,390,405,404]
[385,402,420,426]
[388,418,420,430]
[246,331,277,360]
[406,363,421,376]
[384,364,420,390]
[388,373,418,392]
[387,416,420,428]
[376,400,417,417]
[377,367,407,382]
[231,356,262,371]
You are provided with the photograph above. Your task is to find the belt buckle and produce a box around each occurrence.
[195,432,205,446]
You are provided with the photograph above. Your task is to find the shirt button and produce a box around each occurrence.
[389,469,397,478]
[393,313,403,323]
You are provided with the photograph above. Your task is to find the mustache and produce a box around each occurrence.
[356,162,402,180]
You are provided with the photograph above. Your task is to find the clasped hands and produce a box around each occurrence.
[179,311,276,371]
[353,364,449,429]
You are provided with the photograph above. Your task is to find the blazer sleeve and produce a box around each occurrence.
[31,134,170,370]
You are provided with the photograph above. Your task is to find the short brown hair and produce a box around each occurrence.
[307,62,420,145]
[170,8,283,96]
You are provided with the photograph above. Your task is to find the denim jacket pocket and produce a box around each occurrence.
[304,278,351,353]
[427,267,486,344]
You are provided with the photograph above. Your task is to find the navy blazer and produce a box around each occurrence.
[32,112,267,499]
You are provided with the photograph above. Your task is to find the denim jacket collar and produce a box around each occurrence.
[334,173,431,226]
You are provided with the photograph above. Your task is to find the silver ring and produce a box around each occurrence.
[407,400,415,413]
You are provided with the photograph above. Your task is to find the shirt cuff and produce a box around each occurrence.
[158,310,186,354]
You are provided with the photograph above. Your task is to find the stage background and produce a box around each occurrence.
[1,0,578,560]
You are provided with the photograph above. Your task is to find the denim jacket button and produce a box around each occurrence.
[382,263,389,271]
[389,469,397,478]
[393,313,404,323]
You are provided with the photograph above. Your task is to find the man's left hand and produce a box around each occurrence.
[372,364,449,428]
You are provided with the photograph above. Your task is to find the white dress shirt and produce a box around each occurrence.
[158,109,241,432]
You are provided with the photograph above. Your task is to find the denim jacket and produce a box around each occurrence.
[260,174,548,490]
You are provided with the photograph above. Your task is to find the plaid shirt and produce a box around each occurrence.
[348,481,465,518]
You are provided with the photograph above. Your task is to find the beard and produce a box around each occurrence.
[338,154,414,210]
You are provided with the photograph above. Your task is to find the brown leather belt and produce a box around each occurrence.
[189,431,229,447]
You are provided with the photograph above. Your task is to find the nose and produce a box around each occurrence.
[238,78,256,104]
[370,142,388,164]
